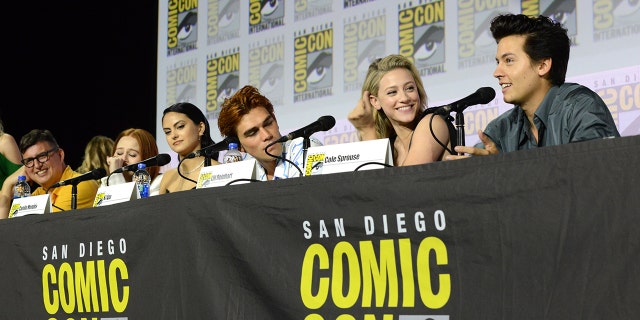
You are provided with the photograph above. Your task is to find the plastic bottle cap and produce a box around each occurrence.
[138,163,146,169]
[18,175,26,181]
[228,143,238,149]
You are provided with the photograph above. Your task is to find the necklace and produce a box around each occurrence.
[183,160,204,174]
[397,131,415,166]
[408,131,415,150]
[396,130,414,151]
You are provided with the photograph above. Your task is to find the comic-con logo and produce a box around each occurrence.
[593,0,640,41]
[167,0,198,55]
[208,0,240,44]
[249,39,285,105]
[249,0,285,34]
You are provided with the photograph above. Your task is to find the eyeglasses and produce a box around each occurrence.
[21,147,59,168]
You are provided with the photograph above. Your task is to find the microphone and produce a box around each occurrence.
[49,168,107,189]
[435,87,496,115]
[112,153,172,173]
[275,115,336,143]
[185,137,238,159]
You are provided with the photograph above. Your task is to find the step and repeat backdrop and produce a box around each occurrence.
[156,0,640,165]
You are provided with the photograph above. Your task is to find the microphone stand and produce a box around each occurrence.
[455,111,465,155]
[71,183,78,210]
[302,136,311,174]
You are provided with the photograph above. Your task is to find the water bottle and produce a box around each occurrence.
[223,142,243,164]
[134,163,151,199]
[13,175,31,199]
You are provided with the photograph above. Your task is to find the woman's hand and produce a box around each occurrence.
[348,91,377,140]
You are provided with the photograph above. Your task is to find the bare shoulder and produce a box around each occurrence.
[0,132,16,145]
[0,133,20,161]
[160,168,178,182]
[158,168,177,190]
[416,112,449,132]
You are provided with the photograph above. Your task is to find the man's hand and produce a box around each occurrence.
[444,130,499,160]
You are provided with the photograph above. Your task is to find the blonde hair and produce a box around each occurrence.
[76,135,115,174]
[361,54,428,139]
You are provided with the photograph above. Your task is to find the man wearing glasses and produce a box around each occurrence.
[0,129,99,218]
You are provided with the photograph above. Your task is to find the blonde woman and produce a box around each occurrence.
[76,135,115,182]
[348,54,452,166]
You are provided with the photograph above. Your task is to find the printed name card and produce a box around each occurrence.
[93,182,137,207]
[9,194,52,218]
[196,159,258,189]
[304,138,393,176]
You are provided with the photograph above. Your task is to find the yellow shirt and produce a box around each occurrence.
[32,166,99,212]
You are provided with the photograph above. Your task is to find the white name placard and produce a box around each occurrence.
[304,138,393,176]
[93,182,137,207]
[196,159,258,188]
[9,194,52,218]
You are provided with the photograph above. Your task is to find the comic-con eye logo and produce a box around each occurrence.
[208,0,240,43]
[250,0,284,25]
[474,11,500,49]
[8,203,21,218]
[261,62,284,95]
[613,0,640,17]
[198,172,213,188]
[178,11,197,43]
[307,51,333,90]
[414,24,444,64]
[357,39,385,79]
[542,0,576,26]
[310,161,323,174]
[219,0,240,29]
[177,83,196,103]
[168,1,198,55]
[593,0,640,36]
[305,153,326,176]
[261,0,283,18]
[217,73,239,104]
[93,193,106,207]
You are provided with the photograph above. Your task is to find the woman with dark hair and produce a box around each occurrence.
[159,102,220,193]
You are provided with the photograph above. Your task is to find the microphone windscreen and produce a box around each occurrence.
[156,153,171,166]
[92,168,107,179]
[319,115,336,131]
[477,87,496,103]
